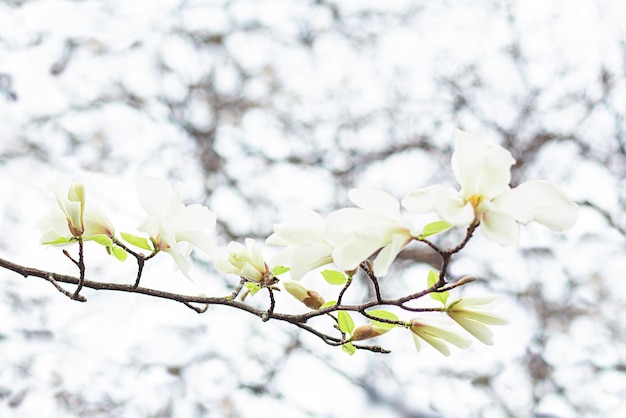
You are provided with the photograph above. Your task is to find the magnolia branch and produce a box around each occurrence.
[0,222,481,354]
[0,246,474,354]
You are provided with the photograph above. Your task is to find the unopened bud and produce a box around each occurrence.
[351,324,388,341]
[344,267,359,277]
[456,276,476,285]
[283,281,325,310]
[302,290,325,310]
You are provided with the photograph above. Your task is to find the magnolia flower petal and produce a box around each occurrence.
[226,240,247,255]
[175,230,216,256]
[457,310,509,326]
[410,332,423,352]
[372,232,411,277]
[54,177,84,231]
[332,239,384,272]
[136,177,173,218]
[171,204,217,231]
[268,222,322,245]
[39,214,75,245]
[240,263,264,282]
[245,238,266,272]
[411,321,472,356]
[452,129,515,199]
[449,314,494,345]
[453,296,497,306]
[267,208,326,245]
[348,188,400,217]
[214,252,238,275]
[423,324,473,349]
[494,180,579,231]
[267,245,294,265]
[480,208,519,246]
[324,208,382,243]
[138,216,160,239]
[286,242,334,279]
[157,220,177,250]
[401,185,442,213]
[83,205,115,237]
[417,332,452,356]
[266,208,329,273]
[431,187,475,226]
[164,247,192,279]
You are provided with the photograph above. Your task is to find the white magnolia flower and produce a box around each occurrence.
[325,188,414,276]
[446,296,509,345]
[266,208,334,279]
[55,177,85,237]
[402,129,579,246]
[137,177,216,277]
[40,177,115,245]
[410,317,472,356]
[214,238,272,283]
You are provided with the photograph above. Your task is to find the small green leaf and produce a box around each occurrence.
[245,282,261,296]
[366,309,400,331]
[420,220,453,238]
[42,237,74,246]
[111,246,128,261]
[321,269,347,285]
[319,300,337,309]
[337,310,355,334]
[272,265,290,276]
[89,234,113,246]
[427,270,438,287]
[342,342,356,355]
[121,232,153,251]
[427,270,449,305]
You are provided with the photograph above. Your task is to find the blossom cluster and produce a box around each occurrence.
[264,129,578,280]
[40,129,579,355]
[40,176,216,278]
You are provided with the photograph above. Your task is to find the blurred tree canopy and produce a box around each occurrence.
[0,0,625,417]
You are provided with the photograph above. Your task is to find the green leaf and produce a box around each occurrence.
[427,270,449,305]
[245,282,261,297]
[319,300,337,309]
[342,342,356,355]
[42,237,74,246]
[321,269,347,285]
[111,246,128,261]
[366,309,400,331]
[121,232,153,251]
[420,220,453,238]
[272,265,290,276]
[89,234,113,246]
[337,310,355,334]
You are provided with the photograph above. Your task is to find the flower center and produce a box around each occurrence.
[466,194,486,221]
[466,194,484,208]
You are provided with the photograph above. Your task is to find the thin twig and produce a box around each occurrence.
[46,274,87,302]
[336,276,353,305]
[263,287,276,322]
[73,238,86,298]
[361,261,382,302]
[183,301,209,313]
[229,277,246,300]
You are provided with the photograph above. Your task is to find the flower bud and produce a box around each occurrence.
[344,267,359,277]
[351,324,388,341]
[283,281,325,309]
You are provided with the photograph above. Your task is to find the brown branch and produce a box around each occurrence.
[0,233,478,354]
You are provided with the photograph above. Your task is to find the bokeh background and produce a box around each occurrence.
[1,0,625,417]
